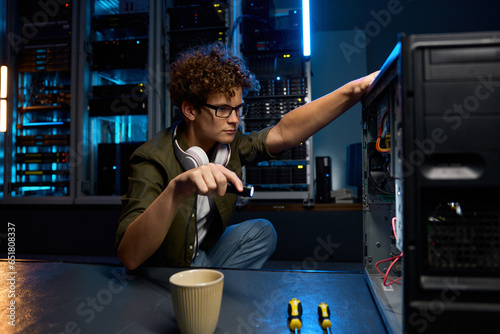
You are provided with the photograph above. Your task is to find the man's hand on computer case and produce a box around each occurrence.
[353,70,380,99]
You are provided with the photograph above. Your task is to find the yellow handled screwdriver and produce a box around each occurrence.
[318,302,332,333]
[287,298,303,333]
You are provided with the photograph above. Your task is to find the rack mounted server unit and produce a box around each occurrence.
[362,31,500,333]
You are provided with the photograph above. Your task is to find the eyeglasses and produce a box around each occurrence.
[201,103,248,118]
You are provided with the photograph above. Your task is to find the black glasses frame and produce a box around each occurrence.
[201,103,248,118]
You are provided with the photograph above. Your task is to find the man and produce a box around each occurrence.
[116,42,377,270]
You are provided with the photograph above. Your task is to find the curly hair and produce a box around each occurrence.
[168,42,260,107]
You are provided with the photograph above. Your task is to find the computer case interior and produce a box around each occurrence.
[362,31,500,333]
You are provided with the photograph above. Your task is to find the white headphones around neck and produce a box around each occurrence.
[172,123,231,170]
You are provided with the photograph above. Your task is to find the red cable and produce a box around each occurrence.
[375,254,402,286]
[375,216,403,286]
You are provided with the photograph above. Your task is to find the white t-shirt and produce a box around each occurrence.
[193,194,215,256]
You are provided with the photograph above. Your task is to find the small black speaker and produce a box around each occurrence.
[315,156,331,203]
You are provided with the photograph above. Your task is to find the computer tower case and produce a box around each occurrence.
[362,31,500,333]
[97,143,117,195]
[315,156,332,203]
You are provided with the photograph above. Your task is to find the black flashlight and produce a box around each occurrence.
[226,182,254,197]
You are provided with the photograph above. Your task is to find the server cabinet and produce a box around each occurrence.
[76,0,167,204]
[362,31,500,333]
[2,0,167,204]
[241,0,314,203]
[3,0,75,203]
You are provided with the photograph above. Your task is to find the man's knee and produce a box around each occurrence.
[253,219,277,252]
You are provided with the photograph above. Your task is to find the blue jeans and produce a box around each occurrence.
[191,219,277,269]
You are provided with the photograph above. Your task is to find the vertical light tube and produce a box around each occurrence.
[302,0,311,57]
[0,66,7,132]
[0,66,7,98]
[0,100,6,132]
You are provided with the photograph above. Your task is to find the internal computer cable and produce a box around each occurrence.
[375,217,403,286]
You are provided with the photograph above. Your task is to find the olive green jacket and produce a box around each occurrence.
[116,122,275,268]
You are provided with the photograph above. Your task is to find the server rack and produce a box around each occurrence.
[240,0,314,204]
[2,0,167,204]
[3,0,75,203]
[75,0,167,204]
[79,0,151,200]
[362,31,500,333]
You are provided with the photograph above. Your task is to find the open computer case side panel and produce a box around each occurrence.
[362,42,401,334]
[399,31,500,333]
[365,30,500,334]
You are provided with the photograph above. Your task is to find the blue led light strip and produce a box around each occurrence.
[23,122,64,127]
[302,0,311,57]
